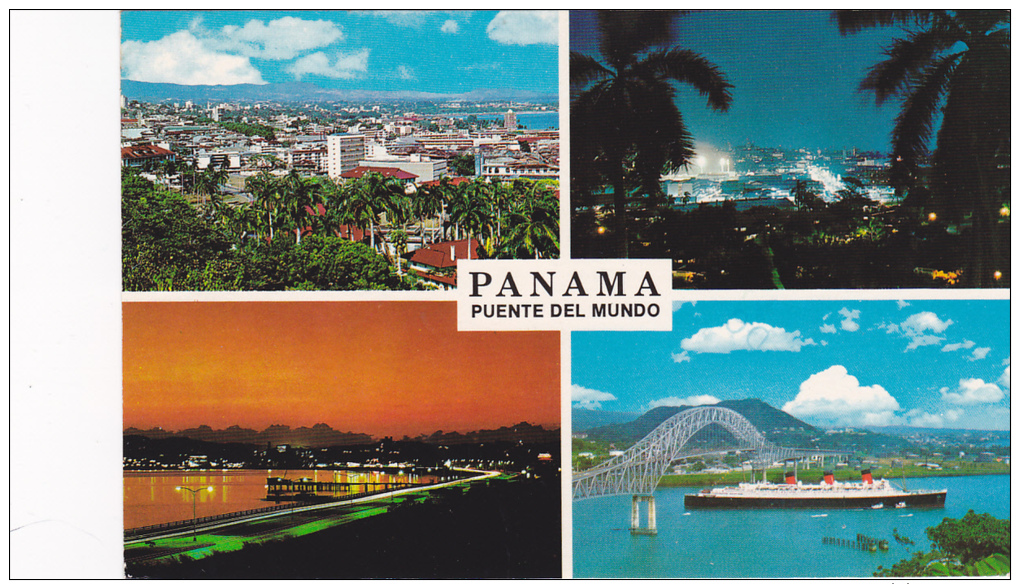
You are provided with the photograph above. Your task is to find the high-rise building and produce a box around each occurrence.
[504,109,517,131]
[327,133,366,179]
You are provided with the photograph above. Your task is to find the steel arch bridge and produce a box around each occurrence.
[573,406,799,500]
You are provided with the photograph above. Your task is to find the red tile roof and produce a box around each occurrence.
[121,144,175,161]
[408,238,481,270]
[340,166,418,180]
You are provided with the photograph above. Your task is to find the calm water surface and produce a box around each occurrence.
[124,469,440,529]
[573,474,1009,578]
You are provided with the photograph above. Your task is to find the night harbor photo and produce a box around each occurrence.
[570,10,1009,289]
[123,301,561,578]
[571,299,1010,578]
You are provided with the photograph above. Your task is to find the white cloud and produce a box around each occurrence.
[940,378,1004,405]
[365,10,434,28]
[486,11,558,45]
[942,340,976,352]
[901,311,953,336]
[782,365,900,427]
[397,65,415,80]
[967,347,991,361]
[216,17,343,60]
[441,19,459,34]
[821,340,828,346]
[998,365,1010,389]
[820,323,837,334]
[895,311,953,351]
[904,408,964,428]
[838,307,861,332]
[905,334,945,351]
[905,409,945,428]
[646,395,720,410]
[681,318,815,354]
[287,50,370,80]
[571,384,616,410]
[671,351,691,364]
[896,299,910,309]
[121,31,266,85]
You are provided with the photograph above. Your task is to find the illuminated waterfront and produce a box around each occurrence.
[123,469,442,529]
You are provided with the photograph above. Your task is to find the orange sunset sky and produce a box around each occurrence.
[123,302,560,438]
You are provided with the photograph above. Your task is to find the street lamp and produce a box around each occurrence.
[176,486,214,542]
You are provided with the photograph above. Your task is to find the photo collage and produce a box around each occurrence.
[10,9,1011,579]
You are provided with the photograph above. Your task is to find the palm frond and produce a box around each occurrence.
[888,52,961,188]
[638,47,733,112]
[570,52,614,88]
[860,27,958,104]
[833,10,937,35]
[597,10,679,70]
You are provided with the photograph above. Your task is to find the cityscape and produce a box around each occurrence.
[121,10,560,291]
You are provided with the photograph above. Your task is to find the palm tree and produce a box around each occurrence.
[196,165,228,211]
[571,10,733,257]
[412,179,445,244]
[500,182,560,258]
[279,170,324,245]
[342,173,404,251]
[835,9,1010,286]
[246,169,282,241]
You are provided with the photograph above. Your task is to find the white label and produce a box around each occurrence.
[457,259,672,331]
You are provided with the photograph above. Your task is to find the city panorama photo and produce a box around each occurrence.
[570,10,1009,289]
[121,11,560,291]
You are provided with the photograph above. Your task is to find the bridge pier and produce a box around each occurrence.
[630,495,657,535]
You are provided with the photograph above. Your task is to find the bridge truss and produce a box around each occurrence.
[573,407,801,500]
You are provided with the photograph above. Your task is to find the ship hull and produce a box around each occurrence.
[684,490,946,509]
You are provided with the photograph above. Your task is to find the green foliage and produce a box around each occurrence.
[219,121,277,141]
[874,511,1010,576]
[449,154,475,176]
[122,175,235,291]
[927,510,1010,564]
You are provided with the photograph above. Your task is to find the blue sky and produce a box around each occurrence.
[121,10,558,94]
[572,300,1011,431]
[571,10,906,152]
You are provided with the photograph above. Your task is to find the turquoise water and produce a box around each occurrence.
[573,474,1009,578]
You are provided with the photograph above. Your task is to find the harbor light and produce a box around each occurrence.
[597,225,606,235]
[1000,205,1010,217]
[994,270,1002,281]
[928,212,937,222]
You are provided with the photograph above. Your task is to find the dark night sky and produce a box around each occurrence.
[570,10,907,153]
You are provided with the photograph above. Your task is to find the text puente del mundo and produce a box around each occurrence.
[572,406,847,534]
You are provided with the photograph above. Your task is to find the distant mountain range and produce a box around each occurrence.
[583,398,817,446]
[121,80,557,105]
[124,421,558,448]
[579,399,916,454]
[572,409,641,432]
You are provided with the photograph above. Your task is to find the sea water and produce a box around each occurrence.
[573,474,1009,578]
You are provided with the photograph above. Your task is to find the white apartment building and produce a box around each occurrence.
[327,133,367,179]
[357,156,447,183]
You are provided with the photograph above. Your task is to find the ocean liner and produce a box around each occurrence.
[684,469,947,509]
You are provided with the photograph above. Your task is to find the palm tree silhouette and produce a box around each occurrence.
[836,9,1010,286]
[571,10,733,257]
